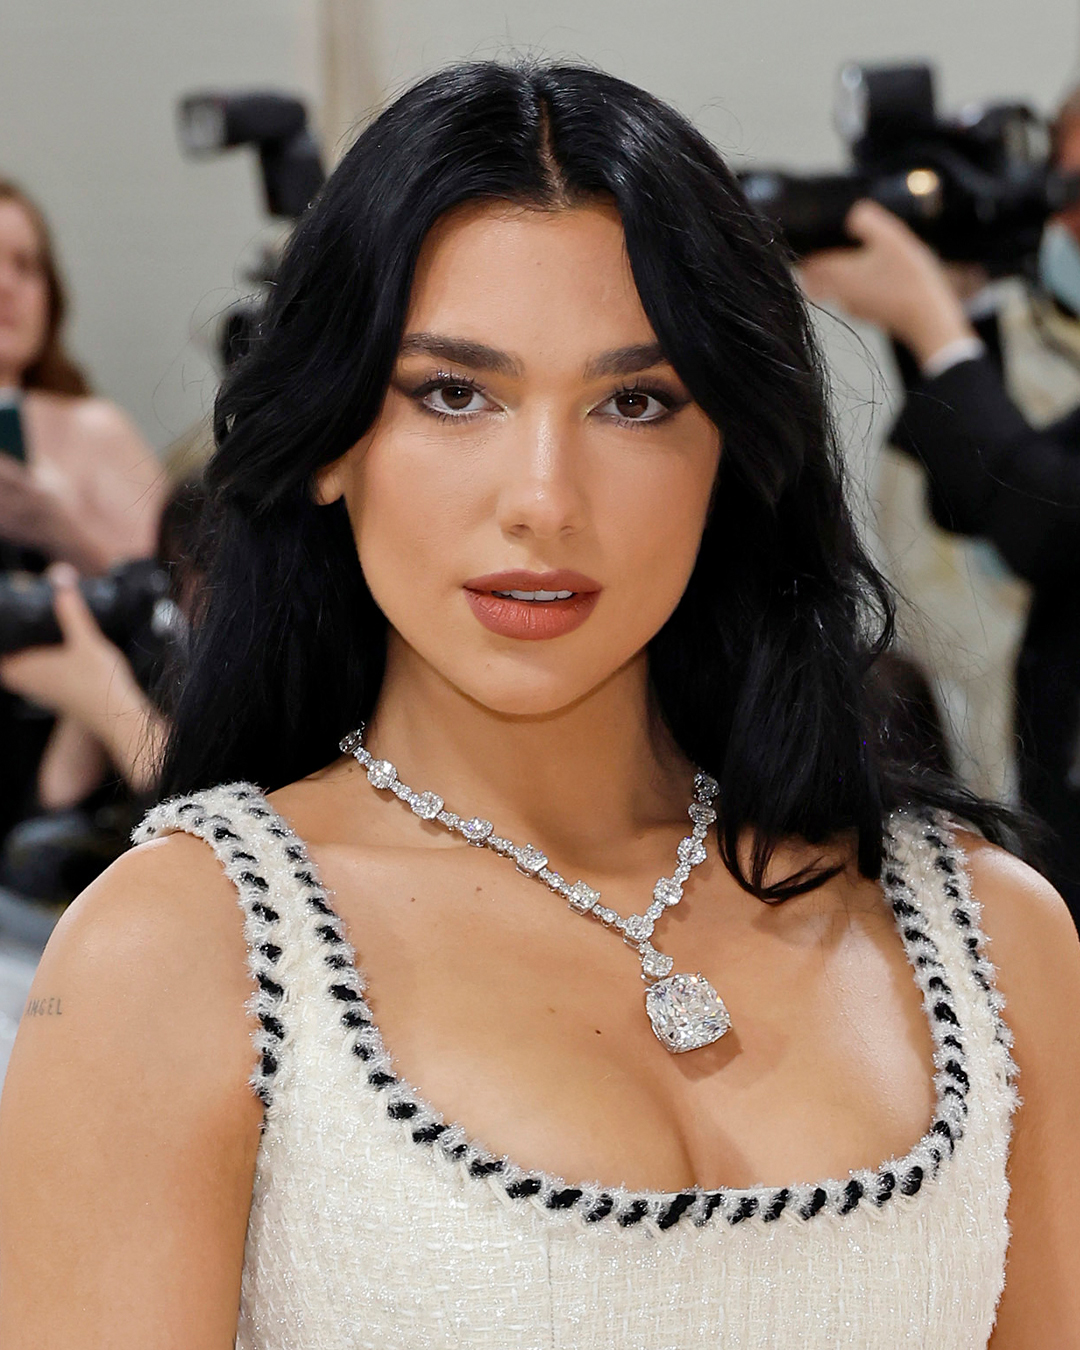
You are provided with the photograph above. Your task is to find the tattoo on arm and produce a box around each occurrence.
[22,995,63,1019]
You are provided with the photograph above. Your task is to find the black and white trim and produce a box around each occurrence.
[132,784,290,1113]
[916,812,1019,1089]
[134,788,1015,1231]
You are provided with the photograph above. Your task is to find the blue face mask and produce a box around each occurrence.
[1038,221,1080,315]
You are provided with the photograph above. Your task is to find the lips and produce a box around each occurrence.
[463,569,601,641]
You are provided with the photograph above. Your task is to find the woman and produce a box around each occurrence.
[0,179,165,838]
[0,478,206,906]
[0,178,161,574]
[1,60,1077,1347]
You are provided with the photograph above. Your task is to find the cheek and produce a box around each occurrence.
[19,280,48,346]
[342,413,720,700]
[597,447,718,611]
[348,439,475,604]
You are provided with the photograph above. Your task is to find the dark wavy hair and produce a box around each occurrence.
[160,58,1024,899]
[0,179,91,397]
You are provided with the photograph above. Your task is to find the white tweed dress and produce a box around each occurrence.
[133,785,1017,1349]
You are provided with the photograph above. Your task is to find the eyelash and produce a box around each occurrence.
[408,370,684,429]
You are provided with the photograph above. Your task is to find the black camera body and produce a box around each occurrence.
[741,63,1080,273]
[0,558,168,656]
[0,559,183,705]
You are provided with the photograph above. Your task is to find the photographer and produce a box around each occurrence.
[0,179,165,848]
[802,193,1080,921]
[0,475,203,905]
[0,563,167,806]
[0,180,162,572]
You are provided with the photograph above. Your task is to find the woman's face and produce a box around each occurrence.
[0,200,48,384]
[317,200,721,717]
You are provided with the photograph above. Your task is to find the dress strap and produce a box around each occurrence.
[131,782,311,1112]
[906,809,1019,1083]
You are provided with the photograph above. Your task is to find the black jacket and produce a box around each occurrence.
[891,348,1080,917]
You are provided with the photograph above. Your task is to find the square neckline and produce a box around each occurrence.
[139,785,1001,1231]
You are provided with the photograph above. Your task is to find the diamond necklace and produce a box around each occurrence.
[339,725,732,1053]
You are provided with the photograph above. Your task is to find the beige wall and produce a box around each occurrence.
[0,0,320,450]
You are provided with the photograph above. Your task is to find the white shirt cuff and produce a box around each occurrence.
[920,336,987,380]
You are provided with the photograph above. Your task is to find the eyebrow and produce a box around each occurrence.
[397,332,670,381]
[397,333,522,376]
[583,342,668,380]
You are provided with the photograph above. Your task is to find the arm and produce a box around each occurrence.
[891,356,1080,587]
[0,455,112,574]
[0,831,263,1348]
[957,834,1080,1344]
[0,565,168,795]
[36,716,111,811]
[800,201,1080,587]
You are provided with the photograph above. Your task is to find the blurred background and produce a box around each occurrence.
[3,0,1080,1074]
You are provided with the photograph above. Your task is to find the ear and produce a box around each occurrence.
[312,457,346,506]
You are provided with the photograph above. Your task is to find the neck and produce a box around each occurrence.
[365,636,694,864]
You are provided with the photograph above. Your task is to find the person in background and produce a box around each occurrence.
[799,93,1080,928]
[0,478,205,906]
[0,178,165,847]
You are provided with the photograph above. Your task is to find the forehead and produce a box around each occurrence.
[402,200,656,358]
[0,199,42,254]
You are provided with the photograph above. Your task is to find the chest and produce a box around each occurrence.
[308,841,938,1193]
[244,1077,1009,1350]
[20,394,91,508]
[136,785,1015,1349]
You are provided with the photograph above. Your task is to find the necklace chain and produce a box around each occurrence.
[339,725,732,1052]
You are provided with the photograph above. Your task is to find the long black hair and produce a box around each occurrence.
[160,57,1025,898]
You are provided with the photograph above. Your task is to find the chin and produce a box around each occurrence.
[385,615,651,719]
[0,339,33,372]
[454,672,598,720]
[440,642,639,720]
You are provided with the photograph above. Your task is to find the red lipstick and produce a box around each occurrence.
[463,570,601,641]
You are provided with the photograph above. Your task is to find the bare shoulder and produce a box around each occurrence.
[0,835,264,1344]
[25,390,155,467]
[43,828,250,988]
[5,830,258,1108]
[952,828,1080,1128]
[67,394,143,443]
[953,843,1080,1338]
[952,829,1080,1009]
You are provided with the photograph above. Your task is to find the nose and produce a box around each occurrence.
[494,408,588,542]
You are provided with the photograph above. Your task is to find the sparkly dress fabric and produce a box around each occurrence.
[133,786,1018,1349]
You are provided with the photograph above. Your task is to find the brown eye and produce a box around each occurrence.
[440,384,475,411]
[596,387,675,425]
[613,391,652,419]
[414,377,490,419]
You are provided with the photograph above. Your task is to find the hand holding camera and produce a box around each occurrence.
[0,563,167,797]
[799,199,977,364]
[0,565,124,718]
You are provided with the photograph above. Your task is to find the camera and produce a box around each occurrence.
[0,559,182,695]
[177,91,325,219]
[740,63,1080,274]
[177,91,327,367]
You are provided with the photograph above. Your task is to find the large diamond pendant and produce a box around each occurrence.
[645,972,731,1053]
